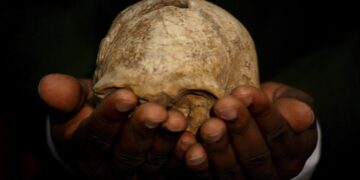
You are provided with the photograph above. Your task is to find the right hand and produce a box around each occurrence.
[38,73,188,179]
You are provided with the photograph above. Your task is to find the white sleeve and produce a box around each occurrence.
[46,116,77,174]
[291,121,321,180]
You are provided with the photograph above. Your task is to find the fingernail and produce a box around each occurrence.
[188,154,205,166]
[205,129,223,143]
[163,123,185,132]
[162,113,187,132]
[180,138,195,151]
[115,102,132,112]
[217,107,237,121]
[144,120,161,129]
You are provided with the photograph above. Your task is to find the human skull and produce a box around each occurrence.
[93,0,259,133]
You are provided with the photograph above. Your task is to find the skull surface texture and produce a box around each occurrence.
[93,0,259,133]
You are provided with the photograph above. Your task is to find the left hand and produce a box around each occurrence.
[181,82,317,179]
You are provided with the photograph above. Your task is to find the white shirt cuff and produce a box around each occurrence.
[291,121,321,180]
[46,116,77,174]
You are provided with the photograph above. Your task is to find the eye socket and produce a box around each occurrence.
[180,89,218,101]
[92,87,120,106]
[168,89,217,109]
[100,87,119,96]
[138,98,149,105]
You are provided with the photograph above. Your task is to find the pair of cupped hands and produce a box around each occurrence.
[39,73,317,180]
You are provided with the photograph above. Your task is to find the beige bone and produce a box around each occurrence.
[93,0,259,134]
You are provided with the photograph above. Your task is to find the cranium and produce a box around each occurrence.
[93,0,259,133]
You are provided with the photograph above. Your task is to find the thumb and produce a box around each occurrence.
[275,98,315,133]
[261,82,315,132]
[38,73,93,114]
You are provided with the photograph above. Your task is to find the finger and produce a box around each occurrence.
[175,131,197,160]
[275,128,317,179]
[71,89,137,162]
[52,104,93,143]
[139,110,187,178]
[199,118,244,180]
[231,86,291,138]
[153,110,188,156]
[261,82,314,108]
[185,143,212,179]
[275,98,317,178]
[39,74,94,143]
[261,83,318,155]
[213,96,277,180]
[163,132,196,179]
[112,103,168,175]
[261,82,316,132]
[38,73,92,114]
[276,98,315,133]
[231,85,270,116]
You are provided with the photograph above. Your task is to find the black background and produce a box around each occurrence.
[1,0,359,179]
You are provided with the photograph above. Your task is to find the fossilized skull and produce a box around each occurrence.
[93,0,259,133]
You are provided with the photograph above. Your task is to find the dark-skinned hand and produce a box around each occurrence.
[181,83,317,180]
[39,73,188,179]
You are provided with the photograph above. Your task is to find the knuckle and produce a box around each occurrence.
[266,123,288,144]
[86,135,112,151]
[112,151,146,174]
[243,151,272,169]
[147,152,170,166]
[140,153,170,176]
[241,151,279,180]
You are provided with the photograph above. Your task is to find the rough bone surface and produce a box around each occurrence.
[93,0,259,133]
